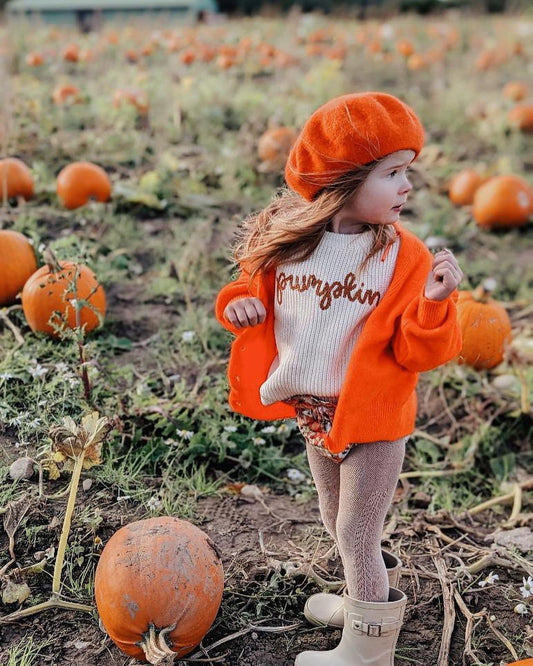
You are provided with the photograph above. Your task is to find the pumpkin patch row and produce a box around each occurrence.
[0,158,111,209]
[449,170,533,229]
[0,230,106,337]
[51,83,149,116]
[20,15,530,80]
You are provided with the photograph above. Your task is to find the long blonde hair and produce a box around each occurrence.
[232,158,398,288]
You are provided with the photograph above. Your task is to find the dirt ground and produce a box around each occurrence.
[1,458,530,666]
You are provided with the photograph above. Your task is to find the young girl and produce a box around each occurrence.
[215,92,463,666]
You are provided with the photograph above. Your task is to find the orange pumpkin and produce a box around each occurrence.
[506,660,533,666]
[180,49,196,65]
[456,280,512,370]
[52,84,83,105]
[62,43,79,62]
[0,230,37,306]
[508,105,533,133]
[502,81,529,102]
[56,162,111,209]
[472,175,532,229]
[448,169,487,206]
[258,127,298,167]
[396,40,414,57]
[25,52,44,66]
[0,158,34,201]
[407,54,427,71]
[216,53,235,69]
[124,49,139,63]
[21,252,106,337]
[113,88,149,116]
[94,517,224,662]
[141,43,154,57]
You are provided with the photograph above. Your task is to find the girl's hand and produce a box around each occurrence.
[223,297,267,329]
[424,249,464,301]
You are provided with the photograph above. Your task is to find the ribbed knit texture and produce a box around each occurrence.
[306,436,407,602]
[259,230,399,406]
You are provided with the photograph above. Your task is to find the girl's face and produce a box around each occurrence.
[329,150,415,234]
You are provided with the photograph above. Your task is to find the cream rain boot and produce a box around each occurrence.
[295,587,407,666]
[304,549,402,629]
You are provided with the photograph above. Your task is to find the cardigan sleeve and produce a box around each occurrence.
[391,289,463,372]
[214,262,264,335]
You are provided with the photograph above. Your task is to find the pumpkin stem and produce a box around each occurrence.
[472,277,497,303]
[43,247,63,273]
[139,623,177,664]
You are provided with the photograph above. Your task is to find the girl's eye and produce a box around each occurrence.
[388,170,398,178]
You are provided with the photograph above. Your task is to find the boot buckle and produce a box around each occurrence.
[351,619,382,637]
[366,623,382,637]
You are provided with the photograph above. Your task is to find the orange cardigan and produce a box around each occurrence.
[214,222,462,454]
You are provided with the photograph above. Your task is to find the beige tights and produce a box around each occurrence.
[306,438,407,602]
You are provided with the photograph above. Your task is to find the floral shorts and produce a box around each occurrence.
[284,394,356,464]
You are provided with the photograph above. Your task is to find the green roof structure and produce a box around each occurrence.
[8,0,215,8]
[7,0,218,25]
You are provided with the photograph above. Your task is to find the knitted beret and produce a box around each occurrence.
[285,92,425,201]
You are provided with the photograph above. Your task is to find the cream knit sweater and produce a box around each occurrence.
[259,229,400,406]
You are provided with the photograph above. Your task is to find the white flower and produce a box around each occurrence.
[181,331,196,342]
[479,572,499,587]
[9,415,25,426]
[277,423,289,434]
[146,496,162,511]
[514,603,529,615]
[261,426,276,434]
[287,468,305,483]
[28,363,48,378]
[0,372,14,381]
[252,437,265,445]
[224,425,237,433]
[27,418,42,428]
[520,576,533,598]
[176,429,194,440]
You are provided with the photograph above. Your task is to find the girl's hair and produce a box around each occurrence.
[232,157,398,287]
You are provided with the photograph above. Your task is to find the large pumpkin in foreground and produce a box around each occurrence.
[94,517,224,663]
[455,280,512,370]
[0,230,37,306]
[21,252,106,337]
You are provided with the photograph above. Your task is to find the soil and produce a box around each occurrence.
[0,460,530,666]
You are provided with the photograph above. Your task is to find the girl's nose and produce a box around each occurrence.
[399,176,412,195]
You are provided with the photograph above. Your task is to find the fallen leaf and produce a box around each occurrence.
[2,579,31,605]
[3,497,32,560]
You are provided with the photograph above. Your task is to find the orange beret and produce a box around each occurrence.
[285,92,425,201]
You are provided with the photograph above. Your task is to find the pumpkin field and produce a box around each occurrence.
[0,5,532,665]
